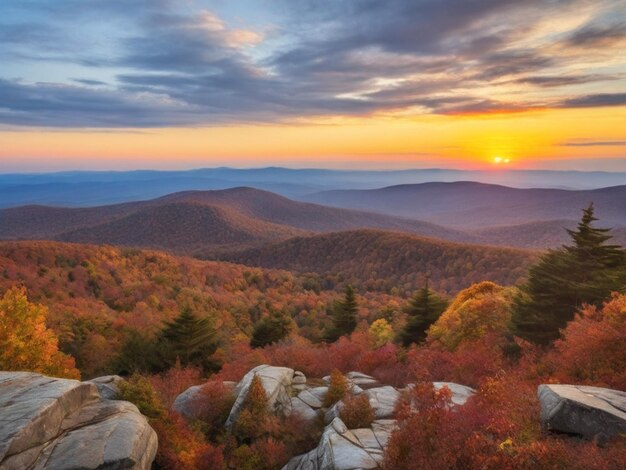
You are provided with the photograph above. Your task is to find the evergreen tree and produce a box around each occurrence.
[398,280,448,346]
[512,203,626,344]
[324,285,359,342]
[159,307,217,372]
[250,310,291,348]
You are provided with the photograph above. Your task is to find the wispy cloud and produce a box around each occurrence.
[559,139,626,147]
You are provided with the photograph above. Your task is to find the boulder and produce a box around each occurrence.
[345,372,381,390]
[290,397,319,423]
[172,384,205,419]
[293,371,307,385]
[538,384,626,441]
[86,375,123,400]
[283,417,396,470]
[0,371,157,470]
[365,386,401,419]
[225,365,295,429]
[297,389,324,409]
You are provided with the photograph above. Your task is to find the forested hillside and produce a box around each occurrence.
[0,187,473,251]
[0,241,401,376]
[216,229,536,294]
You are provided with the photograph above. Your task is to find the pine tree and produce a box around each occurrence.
[398,280,448,346]
[512,203,626,344]
[324,285,359,342]
[159,307,217,372]
[250,310,291,348]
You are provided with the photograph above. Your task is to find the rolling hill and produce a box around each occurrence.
[0,187,474,252]
[215,229,537,294]
[472,219,626,249]
[304,182,626,229]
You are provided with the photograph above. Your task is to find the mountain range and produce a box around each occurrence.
[304,182,626,229]
[1,167,625,209]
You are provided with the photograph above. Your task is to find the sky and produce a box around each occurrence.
[1,0,626,172]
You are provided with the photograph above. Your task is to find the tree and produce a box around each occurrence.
[250,310,291,348]
[324,285,359,342]
[0,287,79,379]
[368,318,395,348]
[398,280,448,346]
[159,307,217,373]
[233,374,274,443]
[512,204,626,344]
[427,281,514,351]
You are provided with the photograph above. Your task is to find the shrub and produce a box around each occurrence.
[117,373,165,419]
[323,369,349,407]
[548,293,626,389]
[340,394,375,429]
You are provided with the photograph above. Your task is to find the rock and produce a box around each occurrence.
[308,387,329,402]
[225,365,295,429]
[87,375,123,400]
[433,382,476,406]
[0,371,157,470]
[293,371,307,385]
[172,384,205,419]
[365,386,401,419]
[290,397,318,423]
[298,389,324,409]
[538,384,626,441]
[283,417,396,470]
[346,372,381,390]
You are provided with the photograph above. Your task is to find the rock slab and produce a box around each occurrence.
[538,384,626,441]
[0,371,157,470]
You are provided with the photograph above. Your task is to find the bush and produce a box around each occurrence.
[117,373,165,419]
[340,394,375,429]
[547,293,626,390]
[323,369,349,407]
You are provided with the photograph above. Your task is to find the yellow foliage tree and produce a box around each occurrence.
[368,318,395,348]
[0,287,79,379]
[427,281,514,351]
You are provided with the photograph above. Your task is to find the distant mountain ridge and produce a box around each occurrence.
[304,182,626,229]
[1,167,625,208]
[0,187,473,253]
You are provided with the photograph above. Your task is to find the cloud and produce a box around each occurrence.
[559,139,626,147]
[0,0,625,127]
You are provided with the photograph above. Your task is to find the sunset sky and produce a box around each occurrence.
[1,0,625,172]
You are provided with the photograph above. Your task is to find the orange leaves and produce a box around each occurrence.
[548,293,626,389]
[0,286,79,379]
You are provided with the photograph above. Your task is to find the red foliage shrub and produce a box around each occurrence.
[384,373,626,470]
[152,411,221,470]
[547,293,626,390]
[150,360,202,408]
[340,393,375,429]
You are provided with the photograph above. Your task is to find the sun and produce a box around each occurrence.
[493,156,511,164]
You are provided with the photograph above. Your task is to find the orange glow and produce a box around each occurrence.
[1,106,625,171]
